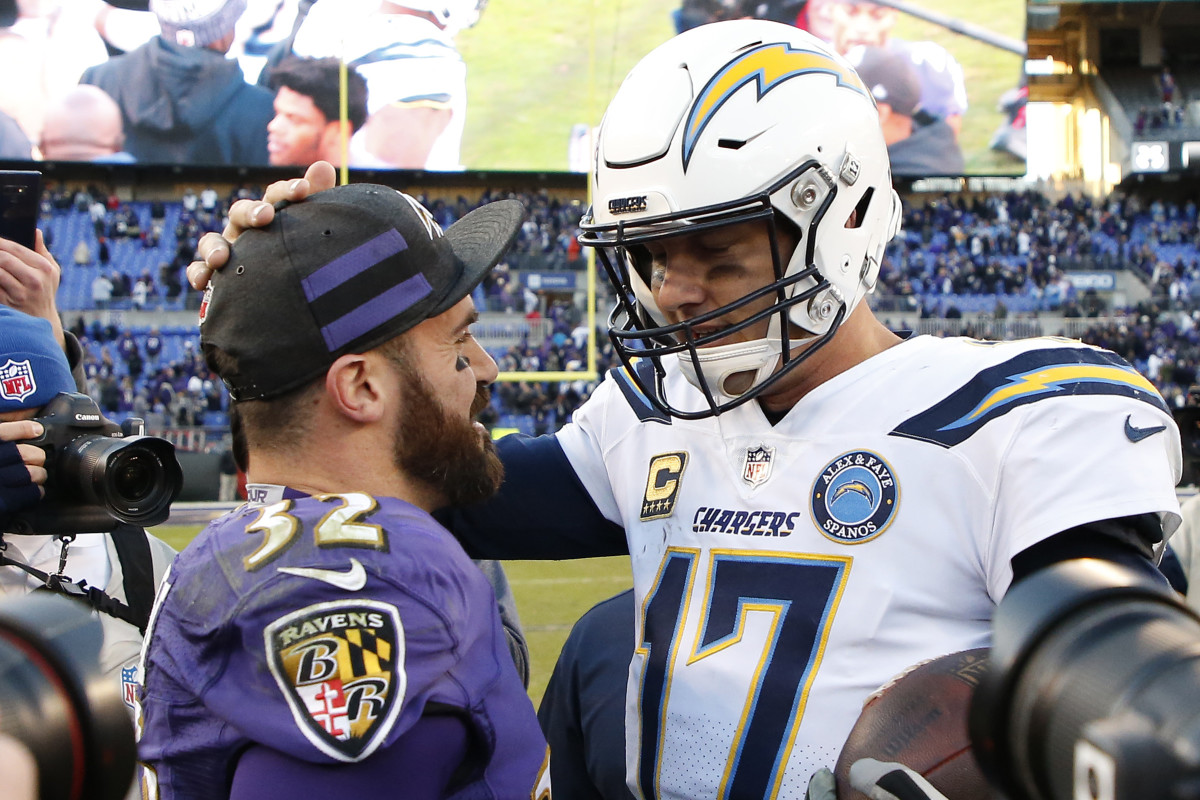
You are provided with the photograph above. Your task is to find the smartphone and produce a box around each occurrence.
[0,170,42,250]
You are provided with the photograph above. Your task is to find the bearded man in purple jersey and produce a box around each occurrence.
[135,184,550,799]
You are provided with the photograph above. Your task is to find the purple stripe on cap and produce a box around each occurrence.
[320,273,434,351]
[301,228,408,301]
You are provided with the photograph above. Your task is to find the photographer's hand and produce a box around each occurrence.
[0,231,65,350]
[805,761,951,800]
[187,161,338,291]
[0,421,47,529]
[848,759,950,800]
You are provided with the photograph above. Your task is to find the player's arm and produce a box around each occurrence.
[362,103,451,169]
[440,433,628,560]
[1009,513,1172,589]
[230,714,470,800]
[981,366,1181,599]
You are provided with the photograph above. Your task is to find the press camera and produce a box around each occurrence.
[9,393,182,535]
[970,558,1200,800]
[0,593,135,800]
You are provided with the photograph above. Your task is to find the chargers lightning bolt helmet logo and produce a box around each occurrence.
[683,42,869,171]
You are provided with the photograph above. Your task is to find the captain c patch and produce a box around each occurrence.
[811,450,899,544]
[641,452,688,520]
[265,599,405,762]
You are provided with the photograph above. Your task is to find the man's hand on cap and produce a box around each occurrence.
[187,160,339,291]
[0,230,65,350]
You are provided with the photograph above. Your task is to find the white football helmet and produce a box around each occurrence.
[396,0,486,34]
[580,19,902,419]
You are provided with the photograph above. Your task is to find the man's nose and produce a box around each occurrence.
[653,265,707,314]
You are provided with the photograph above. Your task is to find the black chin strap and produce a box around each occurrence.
[0,537,147,634]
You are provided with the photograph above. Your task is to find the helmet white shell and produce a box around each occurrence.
[582,19,902,417]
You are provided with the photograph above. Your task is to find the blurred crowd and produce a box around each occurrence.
[41,180,588,316]
[880,189,1200,318]
[37,181,1200,438]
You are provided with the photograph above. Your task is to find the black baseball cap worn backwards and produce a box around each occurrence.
[200,183,524,401]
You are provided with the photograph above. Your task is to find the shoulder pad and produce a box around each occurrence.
[609,358,671,425]
[890,345,1166,448]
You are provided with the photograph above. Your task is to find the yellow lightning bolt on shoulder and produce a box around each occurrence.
[683,42,868,170]
[971,364,1158,421]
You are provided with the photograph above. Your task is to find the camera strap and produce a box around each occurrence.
[0,539,149,635]
[110,523,155,633]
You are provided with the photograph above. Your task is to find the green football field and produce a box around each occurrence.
[456,0,1026,175]
[150,525,633,708]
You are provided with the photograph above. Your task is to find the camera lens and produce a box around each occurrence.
[57,435,183,527]
[93,439,183,524]
[0,595,136,800]
[971,559,1200,800]
[108,450,157,505]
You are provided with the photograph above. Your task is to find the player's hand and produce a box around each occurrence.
[0,421,48,526]
[187,160,337,291]
[0,230,65,350]
[847,759,950,800]
[806,761,951,800]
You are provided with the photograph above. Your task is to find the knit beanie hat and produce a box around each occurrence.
[0,306,75,413]
[152,0,247,48]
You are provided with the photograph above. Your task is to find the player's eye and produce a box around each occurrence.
[650,265,667,289]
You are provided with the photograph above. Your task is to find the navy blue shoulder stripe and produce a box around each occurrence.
[610,360,671,425]
[890,346,1166,448]
[349,40,460,69]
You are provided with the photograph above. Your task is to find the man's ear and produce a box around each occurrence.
[325,354,386,423]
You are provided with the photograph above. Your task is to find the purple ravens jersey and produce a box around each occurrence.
[137,491,548,799]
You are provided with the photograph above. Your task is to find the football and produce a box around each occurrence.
[834,648,993,800]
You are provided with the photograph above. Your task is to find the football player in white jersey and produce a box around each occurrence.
[192,20,1182,800]
[289,0,480,170]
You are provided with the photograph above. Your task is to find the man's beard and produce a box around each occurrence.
[393,367,504,506]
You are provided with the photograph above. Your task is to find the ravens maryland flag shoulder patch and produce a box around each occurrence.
[265,599,406,762]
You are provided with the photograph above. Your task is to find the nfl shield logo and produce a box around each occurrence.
[742,445,775,487]
[0,359,36,403]
[121,665,139,709]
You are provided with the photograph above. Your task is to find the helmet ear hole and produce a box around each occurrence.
[846,187,875,230]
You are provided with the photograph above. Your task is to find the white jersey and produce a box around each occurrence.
[555,334,1182,799]
[293,0,467,170]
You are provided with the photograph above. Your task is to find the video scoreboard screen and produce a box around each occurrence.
[0,0,1027,178]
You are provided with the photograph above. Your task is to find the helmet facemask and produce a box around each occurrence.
[588,162,860,420]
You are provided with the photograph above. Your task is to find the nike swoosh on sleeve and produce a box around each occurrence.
[1124,414,1167,443]
[278,558,368,591]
